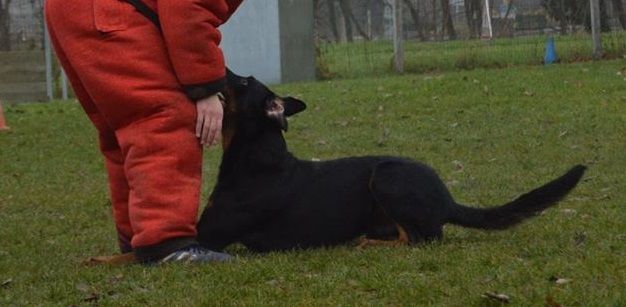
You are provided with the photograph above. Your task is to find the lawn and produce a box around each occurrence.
[319,32,626,79]
[1,60,625,305]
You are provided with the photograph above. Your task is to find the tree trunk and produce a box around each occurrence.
[0,0,11,51]
[474,0,483,38]
[313,0,321,40]
[440,0,457,39]
[418,0,428,39]
[612,0,626,29]
[465,0,482,38]
[558,0,567,34]
[403,0,426,40]
[336,0,353,41]
[343,11,353,41]
[338,0,370,40]
[326,0,340,42]
[503,0,513,19]
[432,0,439,40]
[599,0,611,32]
[464,0,473,38]
[368,0,384,39]
[499,0,514,37]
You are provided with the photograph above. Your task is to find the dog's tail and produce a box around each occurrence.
[447,165,586,230]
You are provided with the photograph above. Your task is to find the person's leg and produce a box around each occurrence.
[101,129,133,253]
[45,5,133,253]
[46,0,211,262]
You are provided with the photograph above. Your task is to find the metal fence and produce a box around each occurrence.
[1,0,44,51]
[0,0,51,102]
[0,0,624,102]
[315,0,626,78]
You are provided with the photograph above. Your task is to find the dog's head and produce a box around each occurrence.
[221,70,306,148]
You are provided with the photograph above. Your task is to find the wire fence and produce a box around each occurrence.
[0,0,49,103]
[1,0,44,51]
[0,0,624,102]
[315,0,626,79]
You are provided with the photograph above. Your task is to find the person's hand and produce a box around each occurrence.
[195,94,223,147]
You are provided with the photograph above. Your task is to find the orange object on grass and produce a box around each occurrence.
[0,100,9,131]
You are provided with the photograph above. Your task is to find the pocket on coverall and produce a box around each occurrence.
[94,0,131,33]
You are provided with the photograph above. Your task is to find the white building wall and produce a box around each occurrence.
[219,0,282,84]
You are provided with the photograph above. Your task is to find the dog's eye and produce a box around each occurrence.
[240,79,248,86]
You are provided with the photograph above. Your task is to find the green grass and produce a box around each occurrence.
[319,32,626,79]
[1,60,625,305]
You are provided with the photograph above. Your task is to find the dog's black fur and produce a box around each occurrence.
[196,71,586,252]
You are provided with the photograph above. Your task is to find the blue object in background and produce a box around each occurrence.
[544,36,559,65]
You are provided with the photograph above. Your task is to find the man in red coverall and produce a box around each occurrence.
[45,0,243,263]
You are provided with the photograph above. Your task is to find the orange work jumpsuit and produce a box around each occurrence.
[45,0,242,262]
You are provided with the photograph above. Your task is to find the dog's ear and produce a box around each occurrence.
[225,68,239,86]
[266,99,289,131]
[226,68,249,90]
[283,97,307,117]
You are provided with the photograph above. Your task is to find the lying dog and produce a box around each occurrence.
[196,71,586,252]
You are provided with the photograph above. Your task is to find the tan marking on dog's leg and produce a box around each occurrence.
[396,224,409,244]
[357,238,404,249]
[356,225,410,250]
[82,252,137,266]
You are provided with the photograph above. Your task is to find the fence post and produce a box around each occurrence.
[589,0,603,59]
[44,20,54,101]
[484,0,493,39]
[392,0,404,73]
[61,70,68,100]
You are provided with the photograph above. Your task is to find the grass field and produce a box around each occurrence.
[1,60,625,305]
[319,32,626,79]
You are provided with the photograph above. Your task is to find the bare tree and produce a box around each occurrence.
[0,0,12,51]
[313,0,322,39]
[325,0,340,41]
[441,0,457,39]
[543,0,611,33]
[611,0,626,29]
[432,0,439,39]
[338,0,371,41]
[497,0,515,37]
[558,0,568,34]
[465,0,483,38]
[340,1,354,41]
[367,0,385,39]
[503,0,514,19]
[403,0,426,40]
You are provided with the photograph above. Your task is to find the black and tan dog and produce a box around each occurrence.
[195,71,587,252]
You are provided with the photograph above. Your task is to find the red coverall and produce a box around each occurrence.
[45,0,242,262]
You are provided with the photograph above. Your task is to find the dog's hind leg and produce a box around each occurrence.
[357,224,410,249]
[369,161,448,244]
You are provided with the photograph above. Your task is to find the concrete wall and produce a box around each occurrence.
[0,51,47,103]
[279,0,316,83]
[220,0,315,84]
[220,0,282,84]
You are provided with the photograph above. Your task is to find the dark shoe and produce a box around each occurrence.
[158,245,233,264]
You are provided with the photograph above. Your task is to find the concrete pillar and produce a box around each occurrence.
[220,0,315,85]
